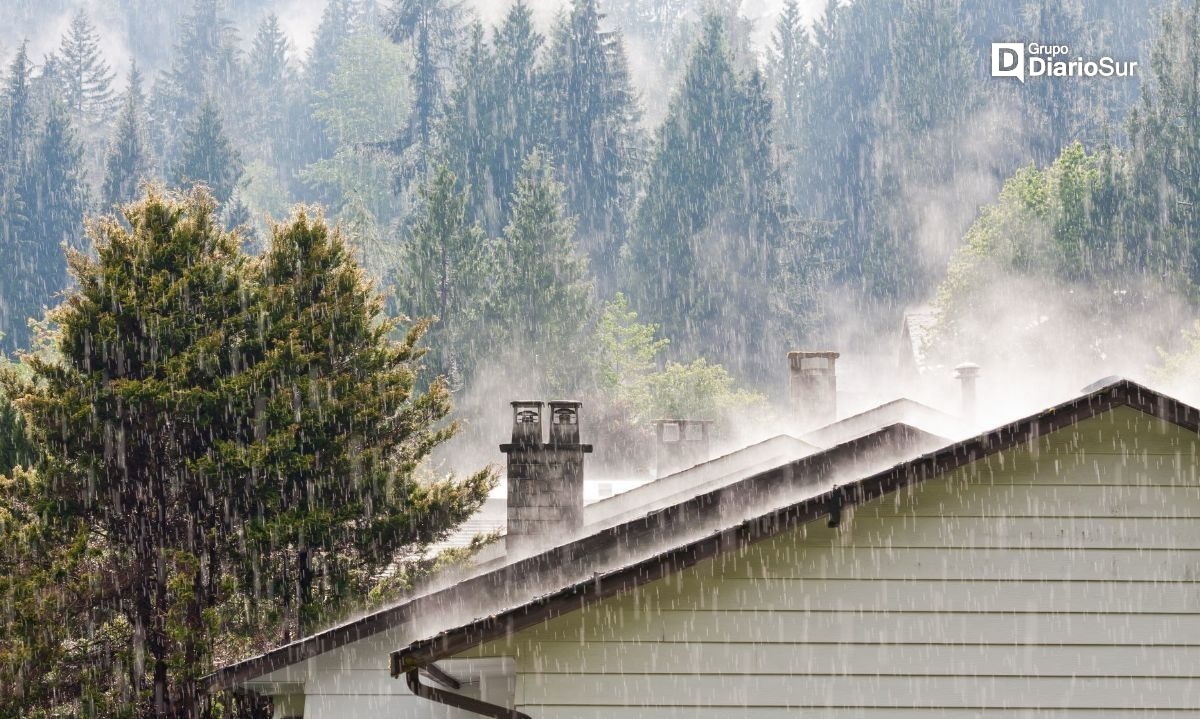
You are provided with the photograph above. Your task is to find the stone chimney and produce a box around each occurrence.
[789,351,839,429]
[954,362,980,420]
[653,419,714,477]
[500,400,592,554]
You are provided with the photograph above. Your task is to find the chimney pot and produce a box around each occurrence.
[653,419,714,477]
[789,350,839,429]
[954,362,980,419]
[548,400,582,444]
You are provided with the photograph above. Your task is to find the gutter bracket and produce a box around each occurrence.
[406,668,532,719]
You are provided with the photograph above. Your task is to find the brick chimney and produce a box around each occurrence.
[789,351,839,429]
[500,400,592,554]
[653,419,714,477]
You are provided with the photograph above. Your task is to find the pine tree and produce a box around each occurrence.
[153,0,242,170]
[1,90,84,355]
[1123,0,1200,289]
[102,63,152,208]
[385,0,463,176]
[440,21,495,225]
[486,1,544,232]
[766,0,812,155]
[626,15,788,377]
[172,96,243,205]
[395,163,493,386]
[243,209,493,634]
[542,0,642,284]
[56,9,115,131]
[488,150,593,388]
[0,44,34,351]
[247,13,293,164]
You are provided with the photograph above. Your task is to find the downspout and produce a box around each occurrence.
[405,669,532,719]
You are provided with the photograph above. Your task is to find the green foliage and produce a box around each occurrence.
[626,15,794,378]
[591,294,763,422]
[241,207,493,634]
[542,0,642,282]
[394,163,494,387]
[173,97,243,205]
[56,9,115,134]
[102,64,152,208]
[487,150,594,390]
[3,187,492,714]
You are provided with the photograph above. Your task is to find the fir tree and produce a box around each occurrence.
[395,163,493,386]
[627,15,788,376]
[172,96,243,205]
[487,1,544,232]
[488,150,593,387]
[542,0,641,284]
[6,186,493,714]
[56,9,115,130]
[386,0,463,176]
[247,12,293,164]
[153,0,242,170]
[439,21,495,225]
[2,95,84,355]
[766,0,812,154]
[0,44,34,351]
[102,62,152,208]
[242,209,493,634]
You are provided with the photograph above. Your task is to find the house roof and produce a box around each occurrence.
[385,378,1200,675]
[205,377,1200,693]
[205,422,941,691]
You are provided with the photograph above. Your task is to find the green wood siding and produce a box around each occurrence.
[460,407,1200,716]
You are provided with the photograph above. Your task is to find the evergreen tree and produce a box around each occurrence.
[102,62,152,208]
[627,16,787,375]
[0,44,34,351]
[488,150,593,388]
[439,21,495,225]
[477,0,545,234]
[543,0,641,284]
[385,0,463,176]
[247,13,293,164]
[6,186,492,714]
[396,164,493,386]
[243,209,493,634]
[56,9,115,132]
[1123,0,1200,289]
[2,96,84,354]
[766,0,812,156]
[172,96,243,205]
[153,0,242,170]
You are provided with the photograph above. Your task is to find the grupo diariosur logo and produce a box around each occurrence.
[991,42,1137,83]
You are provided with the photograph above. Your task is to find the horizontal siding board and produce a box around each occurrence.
[714,547,1200,581]
[869,484,1200,518]
[528,709,1200,719]
[837,515,1200,549]
[647,577,1200,612]
[517,674,1200,709]
[475,610,1200,646]
[518,642,1200,677]
[472,607,1200,648]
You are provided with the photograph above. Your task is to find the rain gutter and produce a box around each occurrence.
[405,669,531,719]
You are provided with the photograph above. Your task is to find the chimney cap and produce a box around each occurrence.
[652,418,716,424]
[547,399,583,408]
[954,362,981,378]
[788,350,840,359]
[510,400,545,407]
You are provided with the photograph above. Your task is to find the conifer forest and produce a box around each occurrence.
[1,0,1200,716]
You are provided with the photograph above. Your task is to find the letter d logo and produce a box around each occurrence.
[992,42,1025,82]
